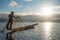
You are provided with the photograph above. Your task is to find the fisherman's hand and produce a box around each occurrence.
[16,16,20,18]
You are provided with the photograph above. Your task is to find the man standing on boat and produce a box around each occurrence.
[6,11,17,30]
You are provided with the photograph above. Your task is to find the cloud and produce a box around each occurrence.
[9,1,20,7]
[51,6,60,9]
[0,12,9,14]
[24,0,32,2]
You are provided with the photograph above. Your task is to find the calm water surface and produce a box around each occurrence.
[0,22,60,40]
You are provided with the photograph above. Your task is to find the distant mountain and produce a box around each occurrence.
[49,14,60,22]
[0,13,45,22]
[20,15,46,22]
[0,13,60,22]
[0,13,8,22]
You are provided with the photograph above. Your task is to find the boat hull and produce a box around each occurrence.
[10,23,38,33]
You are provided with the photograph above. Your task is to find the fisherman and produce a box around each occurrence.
[6,11,17,30]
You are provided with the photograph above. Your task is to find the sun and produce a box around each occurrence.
[41,6,53,16]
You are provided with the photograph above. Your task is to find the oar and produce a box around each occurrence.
[0,25,6,33]
[1,22,8,33]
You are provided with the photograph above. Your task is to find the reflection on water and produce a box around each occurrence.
[44,22,52,33]
[0,22,60,40]
[44,22,52,40]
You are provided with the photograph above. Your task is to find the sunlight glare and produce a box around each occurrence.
[44,22,52,32]
[41,6,53,16]
[44,22,52,40]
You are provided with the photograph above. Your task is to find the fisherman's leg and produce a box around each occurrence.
[6,21,10,30]
[10,21,13,30]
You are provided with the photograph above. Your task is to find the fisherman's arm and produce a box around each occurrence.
[13,15,19,19]
[13,15,17,18]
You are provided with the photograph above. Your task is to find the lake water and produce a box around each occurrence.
[0,22,60,40]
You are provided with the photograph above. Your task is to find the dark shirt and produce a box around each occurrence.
[8,14,15,21]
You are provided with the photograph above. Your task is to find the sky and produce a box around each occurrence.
[0,0,60,15]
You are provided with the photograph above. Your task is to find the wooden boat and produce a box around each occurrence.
[9,23,38,33]
[5,23,38,40]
